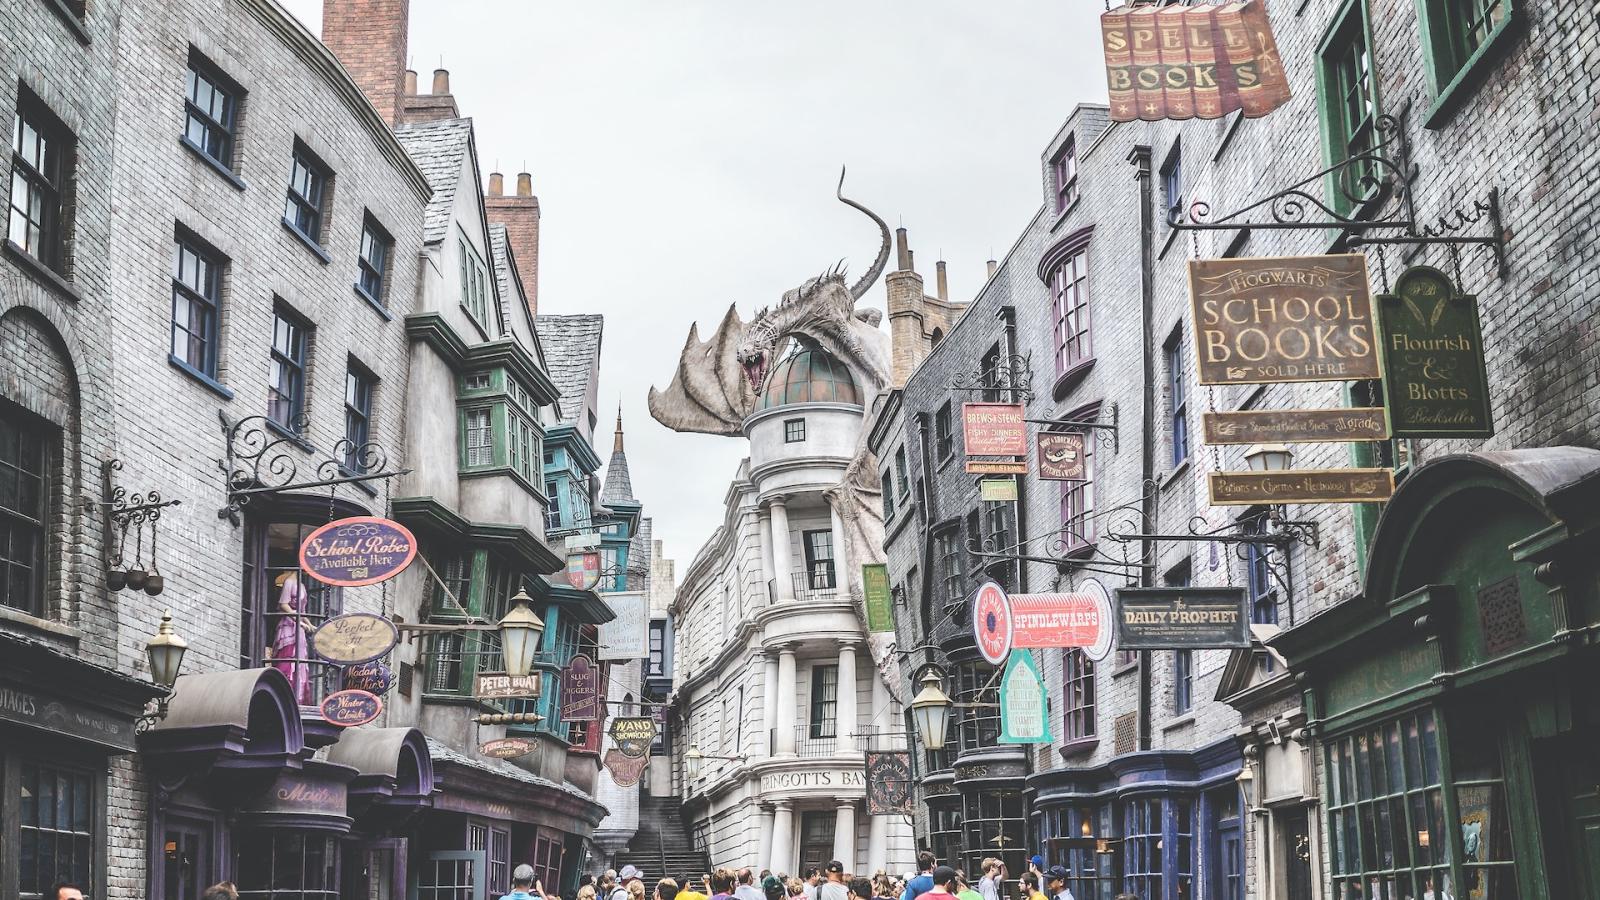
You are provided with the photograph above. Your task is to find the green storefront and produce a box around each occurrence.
[1271,448,1600,900]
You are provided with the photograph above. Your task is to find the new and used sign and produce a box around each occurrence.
[298,516,417,587]
[1202,408,1388,445]
[864,751,914,815]
[972,580,1114,666]
[1037,432,1087,481]
[862,564,894,633]
[560,655,601,721]
[999,650,1052,744]
[963,403,1027,458]
[1376,266,1494,438]
[609,716,658,759]
[474,672,541,699]
[1115,587,1250,650]
[1189,254,1379,385]
[311,612,399,666]
[1209,468,1394,505]
[1101,0,1290,123]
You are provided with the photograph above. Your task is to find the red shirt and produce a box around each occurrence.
[915,891,955,900]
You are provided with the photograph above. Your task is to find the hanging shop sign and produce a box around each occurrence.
[972,579,1114,665]
[864,751,915,815]
[565,550,602,590]
[297,516,417,587]
[598,591,649,660]
[560,654,601,721]
[604,749,650,787]
[963,403,1027,457]
[474,671,541,699]
[966,460,1029,475]
[1114,587,1250,650]
[999,650,1052,744]
[1202,407,1388,444]
[320,689,383,727]
[1189,254,1379,385]
[341,661,395,696]
[565,532,602,550]
[979,478,1019,502]
[1101,0,1290,123]
[311,612,399,665]
[1375,266,1494,438]
[1209,468,1394,505]
[862,564,894,633]
[1037,432,1087,481]
[608,716,658,759]
[480,736,538,759]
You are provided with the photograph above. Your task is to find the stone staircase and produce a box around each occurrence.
[614,794,710,884]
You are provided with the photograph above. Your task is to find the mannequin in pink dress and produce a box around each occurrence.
[271,571,315,705]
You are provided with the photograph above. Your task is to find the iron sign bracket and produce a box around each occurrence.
[1106,511,1316,603]
[1026,401,1120,453]
[217,410,410,524]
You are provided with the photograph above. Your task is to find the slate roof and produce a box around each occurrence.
[489,224,516,305]
[424,737,602,803]
[394,118,473,245]
[627,516,652,593]
[600,418,636,507]
[535,314,603,425]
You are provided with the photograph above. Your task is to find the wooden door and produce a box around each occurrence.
[799,811,837,876]
[1281,812,1313,900]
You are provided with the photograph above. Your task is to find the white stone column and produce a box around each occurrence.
[758,509,776,605]
[769,497,795,602]
[867,811,888,875]
[775,646,798,756]
[758,803,777,874]
[870,669,900,750]
[832,799,858,873]
[771,800,796,875]
[835,642,859,754]
[829,506,851,594]
[761,651,780,758]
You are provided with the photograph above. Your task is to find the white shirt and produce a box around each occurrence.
[1054,889,1075,900]
[978,878,999,900]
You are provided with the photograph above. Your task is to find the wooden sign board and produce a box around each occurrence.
[1202,408,1388,445]
[1189,254,1379,385]
[481,737,538,759]
[1115,587,1250,650]
[312,612,399,666]
[474,672,541,699]
[1209,468,1394,505]
[864,751,915,815]
[298,516,417,587]
[1376,266,1495,438]
[1102,0,1291,123]
[980,478,1018,502]
[1037,432,1087,480]
[966,460,1028,475]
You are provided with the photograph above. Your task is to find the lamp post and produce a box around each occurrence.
[137,609,189,732]
[909,666,953,752]
[497,588,545,678]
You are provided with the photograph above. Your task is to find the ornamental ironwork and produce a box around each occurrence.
[216,411,409,524]
[100,459,181,596]
[951,352,1034,402]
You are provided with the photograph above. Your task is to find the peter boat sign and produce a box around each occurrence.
[1209,468,1394,505]
[298,516,418,587]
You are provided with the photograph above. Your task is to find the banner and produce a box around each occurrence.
[1115,587,1250,650]
[973,579,1114,665]
[963,403,1027,456]
[598,591,649,659]
[609,716,658,759]
[1037,432,1087,481]
[1189,254,1378,385]
[864,751,915,815]
[1375,266,1494,438]
[999,650,1052,744]
[1202,408,1387,444]
[1209,468,1394,505]
[862,564,894,633]
[605,749,650,787]
[298,516,417,587]
[560,654,601,721]
[1102,0,1291,123]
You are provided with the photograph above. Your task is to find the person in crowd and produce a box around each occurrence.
[736,868,765,900]
[201,885,238,900]
[578,884,597,900]
[802,868,823,900]
[630,881,648,900]
[1043,867,1074,900]
[601,873,619,900]
[1018,873,1046,900]
[680,874,709,900]
[912,866,958,900]
[502,865,540,900]
[657,878,681,900]
[1027,858,1044,883]
[711,868,737,900]
[619,866,645,900]
[849,877,873,900]
[901,852,937,900]
[786,878,807,898]
[763,874,787,900]
[953,872,982,900]
[872,872,899,900]
[818,861,849,900]
[977,859,1003,900]
[49,882,84,900]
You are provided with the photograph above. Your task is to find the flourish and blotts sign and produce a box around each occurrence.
[320,689,383,727]
[312,612,399,665]
[298,516,418,587]
[1375,266,1494,438]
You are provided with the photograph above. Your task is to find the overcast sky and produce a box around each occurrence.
[281,0,1106,574]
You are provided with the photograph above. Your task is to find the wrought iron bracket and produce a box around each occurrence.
[963,483,1154,578]
[134,692,173,735]
[101,459,182,527]
[217,411,410,525]
[950,352,1034,402]
[1026,402,1119,453]
[1169,111,1509,278]
[1106,511,1317,600]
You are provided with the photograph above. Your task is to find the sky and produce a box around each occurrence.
[280,0,1107,573]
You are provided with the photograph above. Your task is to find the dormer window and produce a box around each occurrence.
[1052,138,1078,212]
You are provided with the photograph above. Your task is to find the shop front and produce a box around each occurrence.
[1271,449,1600,900]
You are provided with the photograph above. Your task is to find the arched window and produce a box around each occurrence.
[1037,227,1096,388]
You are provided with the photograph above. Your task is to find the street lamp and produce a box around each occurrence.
[1236,761,1256,810]
[1243,443,1294,472]
[145,609,189,692]
[910,666,953,751]
[685,744,704,779]
[498,588,545,678]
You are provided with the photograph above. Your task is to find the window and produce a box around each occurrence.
[1318,0,1381,211]
[648,620,667,677]
[1243,512,1278,625]
[170,232,223,379]
[960,791,1026,879]
[881,469,896,520]
[1419,0,1515,118]
[487,826,511,897]
[1062,649,1095,742]
[935,528,963,613]
[1173,649,1193,714]
[19,762,95,898]
[283,142,329,245]
[236,831,339,899]
[464,371,491,391]
[267,304,310,431]
[1211,787,1245,900]
[343,363,373,472]
[545,479,562,529]
[9,89,71,273]
[464,408,494,468]
[985,500,1013,552]
[1123,799,1165,900]
[508,411,538,483]
[0,404,48,617]
[927,807,963,867]
[458,237,491,328]
[1161,140,1182,226]
[241,521,343,705]
[935,402,954,460]
[183,53,239,169]
[1050,246,1091,374]
[357,214,391,305]
[1059,408,1099,554]
[783,418,806,443]
[532,829,564,891]
[802,529,835,590]
[1051,138,1078,212]
[809,664,838,740]
[980,344,1003,402]
[956,662,1001,752]
[1047,805,1115,899]
[1167,332,1188,467]
[894,446,909,498]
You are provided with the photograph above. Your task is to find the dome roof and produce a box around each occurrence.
[758,347,860,410]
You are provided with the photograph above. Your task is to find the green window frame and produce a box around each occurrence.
[1316,0,1383,216]
[1416,0,1518,126]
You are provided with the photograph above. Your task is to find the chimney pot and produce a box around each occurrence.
[908,249,916,274]
[432,68,450,95]
[987,259,999,279]
[936,260,949,301]
[404,69,418,95]
[895,227,911,272]
[488,172,504,196]
[516,172,532,197]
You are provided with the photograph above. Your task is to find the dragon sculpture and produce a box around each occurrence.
[648,169,901,694]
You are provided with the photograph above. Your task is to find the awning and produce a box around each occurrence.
[426,737,610,832]
[0,631,163,753]
[324,726,437,823]
[140,667,305,774]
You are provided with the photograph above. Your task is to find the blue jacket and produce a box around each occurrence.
[901,875,934,900]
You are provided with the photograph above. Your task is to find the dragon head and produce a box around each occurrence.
[737,320,781,394]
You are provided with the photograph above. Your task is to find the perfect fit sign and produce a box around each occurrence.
[1189,254,1379,384]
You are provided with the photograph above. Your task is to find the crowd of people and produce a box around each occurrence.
[496,855,1146,900]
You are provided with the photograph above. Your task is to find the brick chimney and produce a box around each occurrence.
[400,66,460,123]
[486,171,540,317]
[321,0,409,126]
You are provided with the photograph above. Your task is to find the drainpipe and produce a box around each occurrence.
[999,305,1027,593]
[1130,143,1156,753]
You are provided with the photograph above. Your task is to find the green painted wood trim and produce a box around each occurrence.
[545,424,603,474]
[406,312,471,365]
[465,338,560,407]
[1419,0,1522,129]
[1315,0,1382,218]
[391,496,563,573]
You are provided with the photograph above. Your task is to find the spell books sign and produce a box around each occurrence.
[973,580,1113,666]
[298,517,418,587]
[1102,1,1290,123]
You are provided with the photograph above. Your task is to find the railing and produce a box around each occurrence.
[792,723,867,758]
[791,570,838,601]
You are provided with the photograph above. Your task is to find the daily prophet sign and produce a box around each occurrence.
[1101,0,1291,123]
[1115,587,1249,650]
[1189,254,1379,385]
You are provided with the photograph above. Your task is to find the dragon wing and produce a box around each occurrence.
[647,303,756,436]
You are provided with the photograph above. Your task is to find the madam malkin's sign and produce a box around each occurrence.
[1189,254,1379,385]
[1376,266,1494,438]
[1115,587,1249,650]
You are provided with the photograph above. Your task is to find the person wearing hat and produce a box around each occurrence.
[614,867,644,900]
[502,864,540,900]
[763,874,787,900]
[1043,866,1074,900]
[818,862,849,900]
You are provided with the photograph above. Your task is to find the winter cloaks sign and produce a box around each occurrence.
[1102,0,1290,123]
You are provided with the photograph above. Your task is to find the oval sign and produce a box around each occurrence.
[312,612,399,666]
[480,737,538,759]
[321,689,383,727]
[342,660,395,695]
[298,516,418,587]
[972,581,1012,666]
[1079,579,1115,663]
